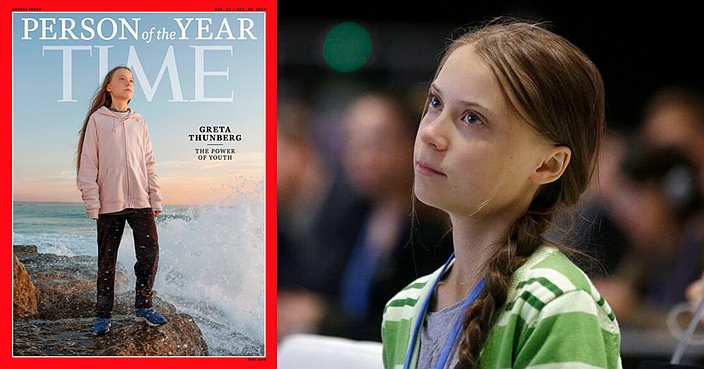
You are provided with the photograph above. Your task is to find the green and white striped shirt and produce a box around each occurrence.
[381,245,622,369]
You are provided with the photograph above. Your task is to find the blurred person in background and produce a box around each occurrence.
[593,143,704,329]
[561,85,704,330]
[639,85,704,189]
[589,85,704,330]
[277,97,370,339]
[278,90,453,342]
[277,99,330,280]
[333,91,453,341]
[551,128,633,278]
[687,271,704,315]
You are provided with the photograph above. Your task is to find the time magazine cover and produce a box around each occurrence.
[8,2,277,367]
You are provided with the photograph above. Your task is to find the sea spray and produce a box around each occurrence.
[13,175,267,356]
[117,176,266,356]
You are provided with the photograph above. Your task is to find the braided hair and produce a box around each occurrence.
[425,19,605,368]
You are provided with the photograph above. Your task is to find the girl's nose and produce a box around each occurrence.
[419,114,449,151]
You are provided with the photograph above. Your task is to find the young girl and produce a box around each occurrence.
[381,20,622,368]
[77,66,167,335]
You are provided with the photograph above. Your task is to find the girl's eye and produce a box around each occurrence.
[429,95,442,110]
[463,112,484,126]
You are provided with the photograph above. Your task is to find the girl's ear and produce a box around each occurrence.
[531,146,571,185]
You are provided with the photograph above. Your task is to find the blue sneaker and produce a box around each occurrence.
[135,308,167,326]
[93,317,111,336]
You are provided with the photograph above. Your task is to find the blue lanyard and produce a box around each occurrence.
[436,276,485,368]
[402,253,486,369]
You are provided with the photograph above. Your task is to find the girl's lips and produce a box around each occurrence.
[416,161,446,177]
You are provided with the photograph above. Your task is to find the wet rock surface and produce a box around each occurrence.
[12,245,209,356]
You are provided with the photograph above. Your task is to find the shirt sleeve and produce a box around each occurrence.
[142,120,163,212]
[513,289,622,369]
[77,117,101,219]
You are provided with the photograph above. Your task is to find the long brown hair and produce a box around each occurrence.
[429,19,605,368]
[75,66,132,183]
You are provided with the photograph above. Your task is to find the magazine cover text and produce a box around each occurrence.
[11,9,272,364]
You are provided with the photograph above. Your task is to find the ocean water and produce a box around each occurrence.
[12,179,266,356]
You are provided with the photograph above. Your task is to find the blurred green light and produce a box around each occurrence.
[323,21,372,73]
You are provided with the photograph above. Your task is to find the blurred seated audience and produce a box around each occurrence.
[277,98,370,332]
[278,91,453,342]
[593,143,704,329]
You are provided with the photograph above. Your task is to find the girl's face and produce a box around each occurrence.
[414,44,561,219]
[106,68,134,103]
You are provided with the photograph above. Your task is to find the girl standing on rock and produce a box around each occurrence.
[76,65,167,335]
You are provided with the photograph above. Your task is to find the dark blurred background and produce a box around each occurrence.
[277,2,704,368]
[279,1,704,130]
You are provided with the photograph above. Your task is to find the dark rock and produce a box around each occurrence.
[12,245,209,356]
[13,315,208,356]
[17,251,129,320]
[13,245,38,258]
